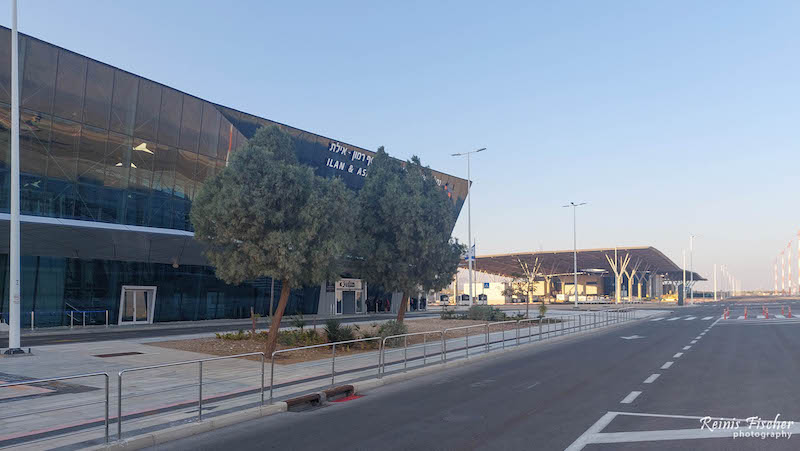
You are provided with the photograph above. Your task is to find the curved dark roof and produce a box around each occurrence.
[463,246,704,281]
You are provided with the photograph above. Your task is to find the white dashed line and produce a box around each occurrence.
[776,315,786,319]
[620,391,642,404]
[737,316,745,319]
[684,316,696,321]
[650,318,664,322]
[702,316,713,320]
[757,315,765,319]
[695,336,702,339]
[644,374,660,384]
[661,361,673,369]
[690,340,697,344]
[683,346,691,350]
[674,352,683,358]
[667,317,681,321]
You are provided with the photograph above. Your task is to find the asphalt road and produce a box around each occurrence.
[0,311,439,348]
[150,298,800,450]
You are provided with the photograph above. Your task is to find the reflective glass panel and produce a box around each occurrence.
[178,95,201,151]
[157,88,182,147]
[109,70,138,135]
[134,79,161,141]
[53,49,87,121]
[48,117,80,181]
[83,61,113,129]
[76,125,107,185]
[21,38,58,114]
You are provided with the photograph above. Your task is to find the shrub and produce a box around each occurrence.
[324,319,356,343]
[538,303,548,318]
[215,329,249,340]
[440,308,457,320]
[377,320,408,346]
[290,314,307,331]
[278,329,324,347]
[466,305,506,321]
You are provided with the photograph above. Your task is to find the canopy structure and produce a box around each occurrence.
[462,246,704,282]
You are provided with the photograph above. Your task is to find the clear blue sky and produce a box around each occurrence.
[4,0,800,291]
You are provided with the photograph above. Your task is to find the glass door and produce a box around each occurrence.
[119,286,157,325]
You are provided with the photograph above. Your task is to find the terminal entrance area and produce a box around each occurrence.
[335,279,365,315]
[118,286,157,325]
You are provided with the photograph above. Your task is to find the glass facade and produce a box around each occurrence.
[0,27,468,325]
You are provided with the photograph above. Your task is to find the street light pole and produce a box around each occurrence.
[452,148,486,307]
[5,0,22,355]
[563,202,586,309]
[689,235,695,305]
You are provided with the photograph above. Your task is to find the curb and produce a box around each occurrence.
[89,403,287,450]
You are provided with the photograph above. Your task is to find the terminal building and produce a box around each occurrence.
[460,246,704,304]
[0,27,468,327]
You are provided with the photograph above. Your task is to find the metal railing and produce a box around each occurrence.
[379,330,445,376]
[442,323,490,360]
[117,352,265,440]
[488,320,521,349]
[0,372,110,443]
[66,309,109,328]
[270,336,382,404]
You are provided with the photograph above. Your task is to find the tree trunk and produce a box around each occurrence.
[265,279,292,357]
[525,289,530,318]
[395,292,409,323]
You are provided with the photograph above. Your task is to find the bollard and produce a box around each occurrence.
[789,306,793,318]
[83,311,86,327]
[105,310,109,327]
[70,311,73,328]
[30,311,34,331]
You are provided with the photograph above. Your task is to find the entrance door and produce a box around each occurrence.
[119,286,157,325]
[342,290,356,314]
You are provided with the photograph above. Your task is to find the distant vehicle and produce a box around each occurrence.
[477,294,488,305]
[440,294,450,306]
[458,294,471,306]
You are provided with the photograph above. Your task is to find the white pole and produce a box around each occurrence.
[467,152,473,306]
[682,250,686,305]
[689,235,694,304]
[573,205,578,309]
[7,0,22,354]
[713,263,717,302]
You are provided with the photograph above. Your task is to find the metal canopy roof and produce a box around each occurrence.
[463,246,704,282]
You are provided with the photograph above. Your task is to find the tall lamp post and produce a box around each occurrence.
[563,202,586,309]
[689,234,698,305]
[5,0,22,355]
[452,148,486,306]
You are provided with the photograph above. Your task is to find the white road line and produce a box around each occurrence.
[661,361,673,369]
[690,340,697,344]
[776,314,786,319]
[737,316,745,319]
[757,315,765,319]
[673,352,683,358]
[695,336,702,339]
[667,317,681,321]
[643,374,660,384]
[650,318,664,322]
[620,391,642,404]
[702,316,713,320]
[683,346,691,350]
[684,316,696,320]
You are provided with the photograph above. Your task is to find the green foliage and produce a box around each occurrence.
[512,312,526,320]
[538,303,548,318]
[354,148,465,305]
[324,319,356,343]
[190,125,355,288]
[440,307,458,320]
[377,320,408,339]
[215,329,249,340]
[466,305,507,321]
[290,314,307,331]
[277,329,325,347]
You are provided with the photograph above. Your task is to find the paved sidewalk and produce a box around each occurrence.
[0,309,666,450]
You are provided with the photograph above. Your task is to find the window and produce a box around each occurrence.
[104,132,132,189]
[0,28,11,105]
[47,117,80,182]
[53,50,87,121]
[76,125,107,185]
[217,118,234,161]
[134,79,161,141]
[174,149,197,200]
[129,140,155,190]
[178,95,202,151]
[194,153,215,190]
[157,87,182,147]
[83,61,113,129]
[199,103,221,157]
[152,143,176,195]
[22,38,58,115]
[20,109,51,178]
[109,70,138,135]
[0,103,10,168]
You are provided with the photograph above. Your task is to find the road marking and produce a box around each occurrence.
[702,316,713,320]
[667,317,681,321]
[757,315,765,319]
[682,346,691,350]
[737,316,745,319]
[526,382,540,390]
[643,373,660,384]
[776,314,786,319]
[650,318,664,322]
[661,361,673,369]
[620,391,641,404]
[690,340,697,344]
[684,316,696,320]
[621,335,644,340]
[695,336,702,339]
[673,352,683,358]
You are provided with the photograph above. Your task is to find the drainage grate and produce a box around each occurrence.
[92,352,143,358]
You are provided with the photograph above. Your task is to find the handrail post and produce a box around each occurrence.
[380,338,387,377]
[516,321,520,346]
[106,310,109,327]
[484,324,489,353]
[30,311,34,331]
[198,361,203,421]
[117,372,123,440]
[465,328,469,359]
[539,317,542,340]
[270,353,276,404]
[528,319,532,343]
[442,331,447,362]
[501,324,505,350]
[377,340,383,378]
[578,315,581,332]
[423,334,427,365]
[260,353,265,406]
[83,311,86,327]
[70,311,73,328]
[403,335,408,371]
[104,374,109,443]
[331,343,336,386]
